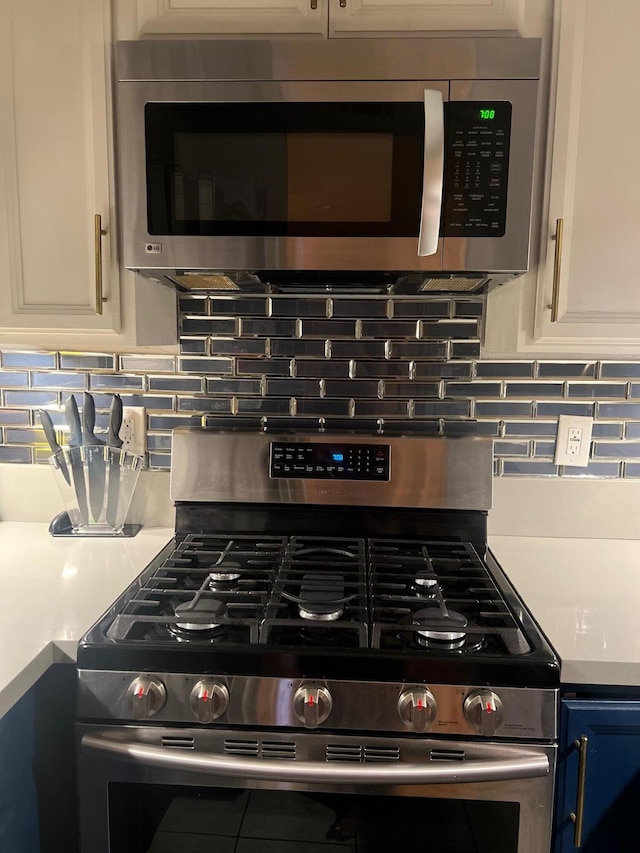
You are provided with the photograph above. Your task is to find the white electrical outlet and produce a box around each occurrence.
[120,406,146,457]
[554,415,593,467]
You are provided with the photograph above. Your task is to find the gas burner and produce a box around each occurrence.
[413,607,468,642]
[208,563,242,590]
[299,573,346,621]
[412,572,441,598]
[168,599,227,642]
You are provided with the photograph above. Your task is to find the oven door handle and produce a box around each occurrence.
[82,733,549,785]
[417,88,445,257]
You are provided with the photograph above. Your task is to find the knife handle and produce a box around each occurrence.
[83,392,97,444]
[65,395,83,448]
[108,395,124,448]
[39,409,61,455]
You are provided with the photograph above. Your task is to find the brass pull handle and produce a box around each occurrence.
[569,735,588,848]
[340,0,347,7]
[94,214,108,316]
[310,0,317,8]
[549,217,563,322]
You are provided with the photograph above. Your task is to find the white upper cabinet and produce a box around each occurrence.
[128,0,527,38]
[484,0,640,356]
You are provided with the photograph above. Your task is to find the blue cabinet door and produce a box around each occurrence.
[555,699,640,853]
[0,689,40,853]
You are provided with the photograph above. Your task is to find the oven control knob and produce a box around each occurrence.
[190,680,229,724]
[463,690,504,736]
[293,684,333,728]
[127,676,166,720]
[397,689,437,732]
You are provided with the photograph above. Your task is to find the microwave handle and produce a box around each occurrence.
[418,89,445,257]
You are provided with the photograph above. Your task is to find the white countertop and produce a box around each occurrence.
[0,522,174,718]
[489,535,640,688]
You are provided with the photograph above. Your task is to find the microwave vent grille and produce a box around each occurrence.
[173,273,240,290]
[419,277,487,293]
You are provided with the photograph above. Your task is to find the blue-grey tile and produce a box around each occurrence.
[537,361,596,378]
[476,402,533,417]
[179,337,208,354]
[147,434,173,451]
[119,355,177,372]
[202,416,261,430]
[388,342,448,359]
[592,422,624,438]
[360,321,418,339]
[626,422,640,439]
[331,300,389,318]
[181,317,237,335]
[355,362,411,378]
[1,351,56,369]
[295,399,352,417]
[414,401,471,417]
[533,441,556,457]
[383,419,441,435]
[506,382,563,398]
[453,300,484,317]
[269,299,327,317]
[562,462,621,478]
[329,341,388,359]
[148,415,201,430]
[179,295,208,314]
[597,402,640,418]
[237,398,292,415]
[502,461,559,476]
[599,362,640,378]
[354,400,410,417]
[241,319,296,337]
[393,301,450,318]
[324,380,379,398]
[422,321,478,340]
[295,361,350,379]
[270,340,325,358]
[121,395,173,410]
[148,452,172,470]
[179,358,233,374]
[629,384,640,398]
[567,383,627,399]
[494,441,530,457]
[211,298,267,316]
[537,402,595,417]
[89,374,145,391]
[475,362,534,378]
[237,359,291,376]
[0,446,32,463]
[504,421,557,437]
[59,354,115,370]
[149,376,202,393]
[267,379,321,397]
[266,418,320,431]
[442,420,500,436]
[5,428,47,445]
[303,320,357,338]
[445,382,502,398]
[451,341,481,358]
[207,379,262,396]
[178,398,232,413]
[624,462,640,478]
[415,362,473,379]
[593,442,640,459]
[321,418,377,432]
[0,371,29,387]
[4,391,57,407]
[384,381,440,398]
[210,339,266,357]
[0,409,30,426]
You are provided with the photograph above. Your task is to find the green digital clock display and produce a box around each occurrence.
[479,108,496,120]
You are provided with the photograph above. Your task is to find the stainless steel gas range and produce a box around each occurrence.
[77,430,559,853]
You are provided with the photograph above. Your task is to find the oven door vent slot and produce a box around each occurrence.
[364,746,401,763]
[326,743,363,762]
[161,736,195,750]
[261,741,297,760]
[430,748,466,762]
[224,739,259,756]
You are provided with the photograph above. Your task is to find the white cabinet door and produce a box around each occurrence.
[485,0,640,356]
[328,0,526,37]
[0,0,121,336]
[132,0,328,36]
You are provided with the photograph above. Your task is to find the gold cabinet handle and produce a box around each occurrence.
[310,0,317,8]
[340,0,347,7]
[569,734,588,848]
[94,214,108,316]
[549,217,563,322]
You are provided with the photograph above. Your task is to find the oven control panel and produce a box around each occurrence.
[270,442,390,481]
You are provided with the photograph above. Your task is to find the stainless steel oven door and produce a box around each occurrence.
[78,725,556,853]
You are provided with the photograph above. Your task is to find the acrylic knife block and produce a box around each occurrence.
[48,446,143,536]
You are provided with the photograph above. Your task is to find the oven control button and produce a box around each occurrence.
[190,680,229,724]
[293,684,333,728]
[397,689,436,732]
[127,676,166,720]
[463,690,504,735]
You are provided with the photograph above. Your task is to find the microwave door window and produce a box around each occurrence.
[144,102,423,239]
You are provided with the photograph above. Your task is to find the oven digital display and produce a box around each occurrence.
[270,442,390,481]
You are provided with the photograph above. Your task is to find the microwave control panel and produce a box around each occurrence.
[441,101,512,237]
[270,442,390,480]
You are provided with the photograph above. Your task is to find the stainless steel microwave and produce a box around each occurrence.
[114,38,541,294]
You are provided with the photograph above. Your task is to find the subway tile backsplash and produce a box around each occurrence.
[2,293,640,479]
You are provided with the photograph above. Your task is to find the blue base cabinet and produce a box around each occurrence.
[554,699,640,852]
[0,689,40,853]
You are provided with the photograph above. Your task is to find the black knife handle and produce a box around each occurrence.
[108,395,124,448]
[65,395,83,448]
[83,392,97,444]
